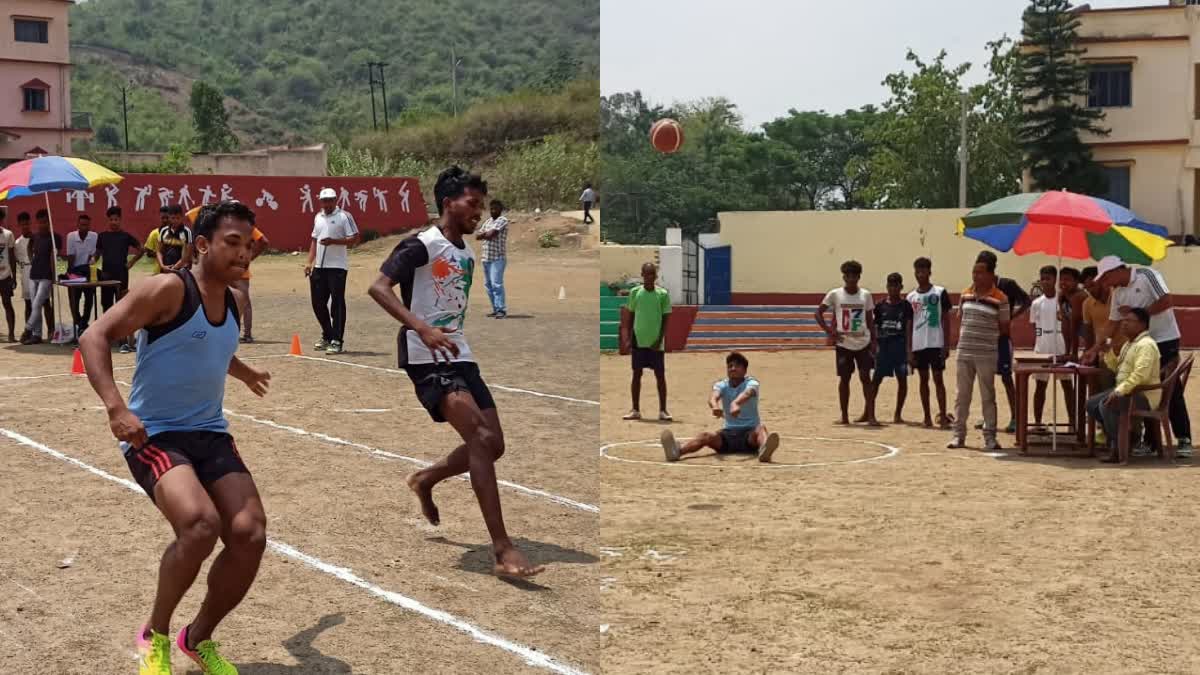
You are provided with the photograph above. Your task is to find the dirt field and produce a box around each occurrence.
[600,350,1200,674]
[0,220,598,674]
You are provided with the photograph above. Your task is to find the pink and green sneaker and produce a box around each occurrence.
[135,623,171,675]
[177,624,239,674]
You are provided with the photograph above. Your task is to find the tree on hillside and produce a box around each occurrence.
[190,81,238,152]
[1018,0,1109,194]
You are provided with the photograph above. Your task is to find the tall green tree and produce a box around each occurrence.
[866,44,1023,209]
[1018,0,1109,194]
[190,81,238,152]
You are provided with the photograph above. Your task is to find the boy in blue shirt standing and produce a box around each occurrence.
[660,352,780,463]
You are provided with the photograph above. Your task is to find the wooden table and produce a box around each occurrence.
[1014,358,1103,454]
[54,279,123,332]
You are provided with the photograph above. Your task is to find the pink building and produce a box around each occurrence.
[0,0,91,166]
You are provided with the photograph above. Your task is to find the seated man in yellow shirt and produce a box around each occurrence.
[1086,307,1161,463]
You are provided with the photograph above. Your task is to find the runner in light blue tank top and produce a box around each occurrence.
[78,201,273,672]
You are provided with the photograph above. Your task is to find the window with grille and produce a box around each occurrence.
[1088,64,1132,108]
[1100,166,1131,208]
[14,19,49,44]
[22,88,48,112]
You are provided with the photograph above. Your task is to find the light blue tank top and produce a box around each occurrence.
[128,269,240,438]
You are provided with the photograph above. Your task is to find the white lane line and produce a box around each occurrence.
[287,354,599,406]
[224,410,599,514]
[0,426,589,675]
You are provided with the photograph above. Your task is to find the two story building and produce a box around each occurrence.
[1076,0,1200,237]
[0,0,91,166]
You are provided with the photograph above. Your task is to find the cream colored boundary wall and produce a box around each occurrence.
[718,210,1200,295]
[600,243,685,304]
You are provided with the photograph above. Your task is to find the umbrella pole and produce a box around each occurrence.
[44,191,64,345]
[1052,224,1063,454]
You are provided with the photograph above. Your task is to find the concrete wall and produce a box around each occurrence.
[717,209,1200,297]
[601,244,659,285]
[600,242,684,304]
[93,145,328,177]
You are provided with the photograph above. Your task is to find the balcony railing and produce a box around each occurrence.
[71,111,93,130]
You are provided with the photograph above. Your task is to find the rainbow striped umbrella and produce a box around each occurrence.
[956,191,1172,265]
[0,155,122,201]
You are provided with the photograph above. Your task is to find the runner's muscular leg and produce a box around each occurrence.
[188,472,267,645]
[147,465,221,637]
[408,408,503,527]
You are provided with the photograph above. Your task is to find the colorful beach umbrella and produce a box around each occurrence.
[0,155,122,201]
[956,191,1172,265]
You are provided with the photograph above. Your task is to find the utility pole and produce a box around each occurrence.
[451,47,463,117]
[378,62,389,132]
[958,91,969,209]
[119,83,130,151]
[367,63,378,131]
[367,62,390,132]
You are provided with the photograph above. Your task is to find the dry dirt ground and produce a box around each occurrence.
[0,220,599,674]
[600,350,1200,674]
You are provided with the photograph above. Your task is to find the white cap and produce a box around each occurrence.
[318,187,337,200]
[1096,255,1125,278]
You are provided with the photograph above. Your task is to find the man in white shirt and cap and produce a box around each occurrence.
[1086,255,1191,456]
[305,187,360,354]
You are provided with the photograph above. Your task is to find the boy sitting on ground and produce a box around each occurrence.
[660,352,780,463]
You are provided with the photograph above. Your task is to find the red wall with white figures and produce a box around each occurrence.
[3,174,428,251]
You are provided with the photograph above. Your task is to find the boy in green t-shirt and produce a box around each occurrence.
[624,262,672,421]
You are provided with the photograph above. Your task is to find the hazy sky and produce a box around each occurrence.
[602,0,1142,128]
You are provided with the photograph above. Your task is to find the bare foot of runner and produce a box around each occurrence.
[494,545,544,578]
[893,414,905,425]
[835,417,850,425]
[406,472,440,526]
[854,414,869,424]
[866,418,883,427]
[923,417,934,428]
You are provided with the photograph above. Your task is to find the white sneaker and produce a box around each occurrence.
[947,437,965,449]
[1177,439,1193,458]
[661,430,680,462]
[314,338,329,350]
[325,340,344,355]
[622,410,642,421]
[758,433,780,463]
[984,437,1003,451]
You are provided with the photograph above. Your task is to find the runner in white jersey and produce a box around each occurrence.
[907,257,953,428]
[368,166,543,579]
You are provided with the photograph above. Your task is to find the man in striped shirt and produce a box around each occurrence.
[949,255,1011,450]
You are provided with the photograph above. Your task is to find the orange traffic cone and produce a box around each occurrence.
[289,333,302,356]
[71,348,86,376]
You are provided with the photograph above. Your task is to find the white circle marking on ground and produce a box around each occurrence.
[599,435,900,469]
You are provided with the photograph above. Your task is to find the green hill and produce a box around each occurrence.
[69,0,599,150]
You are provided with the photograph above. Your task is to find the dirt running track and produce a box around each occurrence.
[601,350,1200,674]
[0,226,599,674]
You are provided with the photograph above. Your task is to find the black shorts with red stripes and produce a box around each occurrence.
[123,431,250,502]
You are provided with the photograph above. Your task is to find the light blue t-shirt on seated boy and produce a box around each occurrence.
[714,377,760,430]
